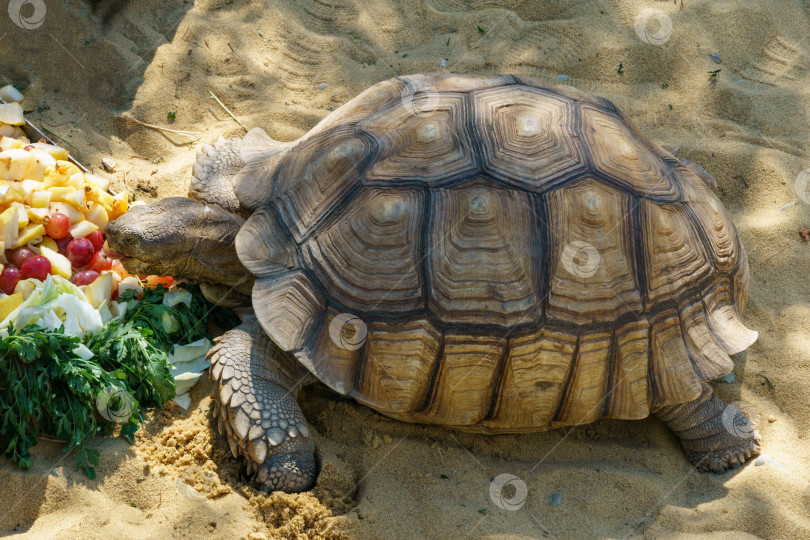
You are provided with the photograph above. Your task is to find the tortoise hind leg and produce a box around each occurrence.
[209,319,317,492]
[655,382,761,472]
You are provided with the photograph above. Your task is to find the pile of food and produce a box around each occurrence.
[0,84,234,477]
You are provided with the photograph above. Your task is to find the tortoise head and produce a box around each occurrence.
[105,197,253,295]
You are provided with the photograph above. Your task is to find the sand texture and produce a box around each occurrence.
[1,0,810,538]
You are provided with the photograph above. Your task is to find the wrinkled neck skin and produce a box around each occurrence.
[105,197,254,296]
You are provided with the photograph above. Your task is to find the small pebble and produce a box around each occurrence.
[549,492,562,506]
[557,74,569,81]
[778,201,797,212]
[719,371,735,383]
[102,158,116,172]
[318,83,329,91]
[768,415,776,423]
[754,455,787,469]
[707,53,722,64]
[50,469,59,477]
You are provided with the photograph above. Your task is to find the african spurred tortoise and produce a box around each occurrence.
[106,73,761,492]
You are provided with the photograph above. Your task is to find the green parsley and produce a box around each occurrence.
[0,283,237,478]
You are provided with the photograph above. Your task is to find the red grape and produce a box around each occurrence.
[20,256,51,281]
[0,266,21,295]
[85,230,104,252]
[66,238,94,267]
[10,248,34,269]
[71,270,100,286]
[88,250,114,273]
[55,235,73,255]
[45,213,71,239]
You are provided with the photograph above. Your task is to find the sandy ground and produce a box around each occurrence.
[1,0,810,538]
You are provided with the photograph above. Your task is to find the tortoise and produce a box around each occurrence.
[106,73,761,493]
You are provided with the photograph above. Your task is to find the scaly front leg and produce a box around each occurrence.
[208,319,317,492]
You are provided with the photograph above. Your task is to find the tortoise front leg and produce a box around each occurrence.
[208,319,317,492]
[655,382,761,472]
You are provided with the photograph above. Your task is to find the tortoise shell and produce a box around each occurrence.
[234,73,757,433]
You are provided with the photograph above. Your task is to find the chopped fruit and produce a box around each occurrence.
[109,193,129,220]
[26,207,48,223]
[61,189,85,210]
[118,275,143,298]
[0,266,20,295]
[40,246,72,280]
[0,292,23,321]
[9,247,34,269]
[85,203,109,232]
[20,255,51,280]
[29,190,51,209]
[0,85,25,103]
[48,186,76,202]
[110,258,129,280]
[84,271,113,309]
[24,148,56,181]
[0,102,24,126]
[85,186,115,212]
[40,236,58,252]
[12,223,46,249]
[84,173,110,191]
[49,202,83,224]
[71,269,100,286]
[0,207,19,249]
[69,220,98,239]
[10,203,28,229]
[66,238,94,267]
[145,275,174,288]
[13,278,35,299]
[85,230,104,252]
[45,212,71,239]
[0,148,32,181]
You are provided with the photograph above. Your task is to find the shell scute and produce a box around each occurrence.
[473,85,588,191]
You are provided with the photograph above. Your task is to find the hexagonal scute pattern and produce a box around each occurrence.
[303,188,425,313]
[579,104,680,201]
[474,86,587,191]
[359,92,479,185]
